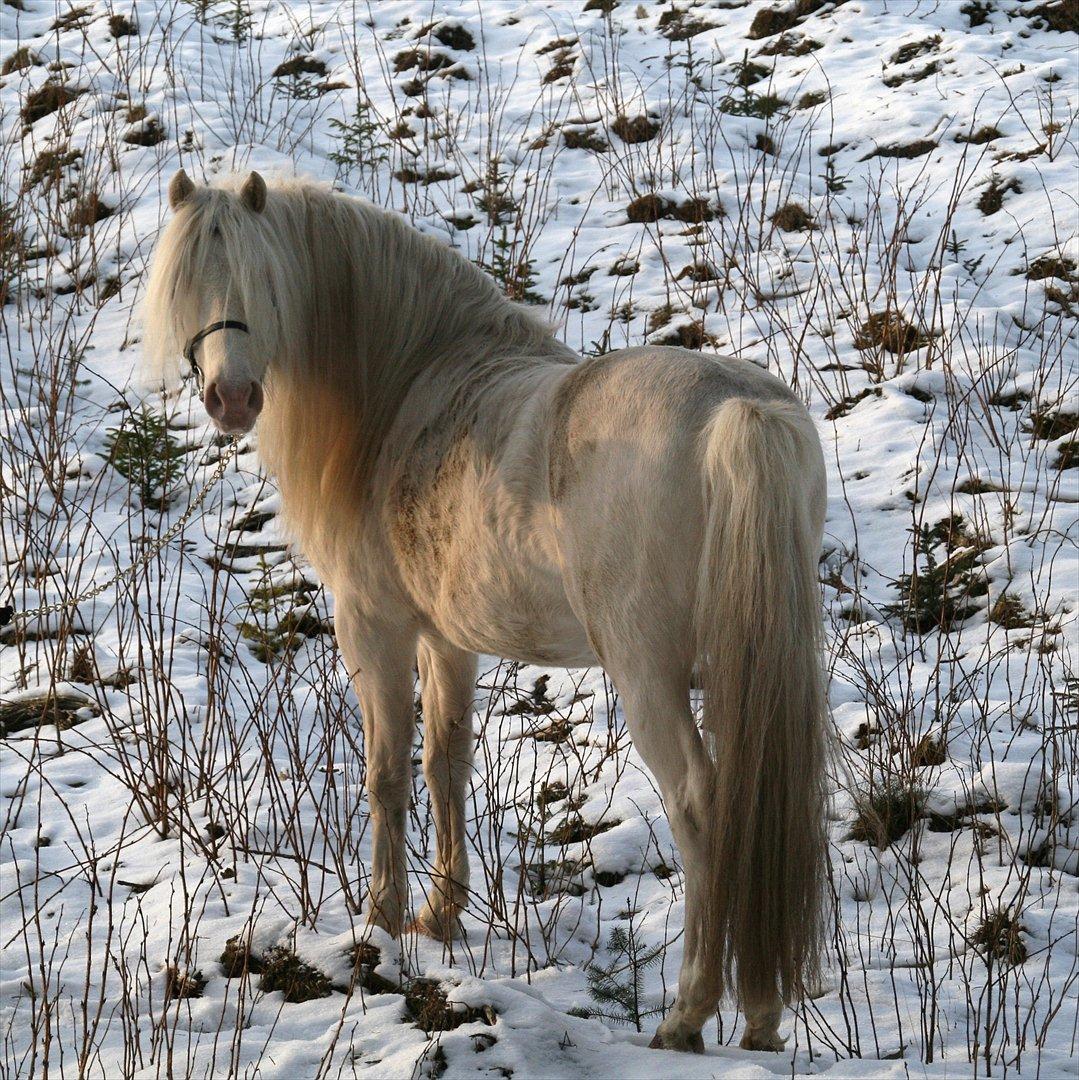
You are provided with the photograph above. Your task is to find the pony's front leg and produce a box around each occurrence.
[414,638,477,941]
[337,605,417,936]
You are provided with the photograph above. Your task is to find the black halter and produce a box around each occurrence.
[183,320,250,396]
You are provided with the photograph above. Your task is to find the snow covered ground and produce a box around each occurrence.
[1,1,1077,1076]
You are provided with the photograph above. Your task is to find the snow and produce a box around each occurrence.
[1,0,1077,1077]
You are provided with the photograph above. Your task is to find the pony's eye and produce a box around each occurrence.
[211,225,222,238]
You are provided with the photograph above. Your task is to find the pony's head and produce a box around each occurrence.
[142,169,292,434]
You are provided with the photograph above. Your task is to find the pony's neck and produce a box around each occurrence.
[258,185,572,526]
[285,188,566,398]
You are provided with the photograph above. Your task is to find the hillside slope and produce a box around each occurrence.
[1,1,1076,1077]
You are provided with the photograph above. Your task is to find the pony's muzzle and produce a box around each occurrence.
[204,378,263,433]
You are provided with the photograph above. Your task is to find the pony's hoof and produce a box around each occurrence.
[739,1029,785,1052]
[648,1029,705,1054]
[411,903,464,942]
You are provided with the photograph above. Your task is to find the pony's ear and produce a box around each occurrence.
[168,169,195,209]
[240,171,267,213]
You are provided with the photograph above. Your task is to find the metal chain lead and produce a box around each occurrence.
[1,438,239,627]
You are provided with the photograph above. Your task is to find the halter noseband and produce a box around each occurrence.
[183,320,250,396]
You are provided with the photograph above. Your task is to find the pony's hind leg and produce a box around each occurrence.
[607,662,720,1053]
[414,638,477,941]
[741,995,785,1051]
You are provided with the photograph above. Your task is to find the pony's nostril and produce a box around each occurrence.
[248,381,264,414]
[203,381,225,419]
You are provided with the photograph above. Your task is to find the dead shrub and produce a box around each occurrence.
[910,734,948,768]
[624,194,720,226]
[648,305,674,333]
[657,8,715,39]
[1054,440,1078,470]
[988,594,1037,630]
[219,937,265,978]
[890,36,941,65]
[747,0,828,40]
[1028,0,1079,33]
[349,942,398,995]
[675,261,719,282]
[626,194,669,223]
[611,114,660,143]
[1025,254,1077,283]
[754,131,776,154]
[23,146,81,192]
[69,194,113,229]
[21,83,84,126]
[1026,407,1077,440]
[404,978,496,1033]
[393,48,453,74]
[825,387,882,421]
[2,47,41,75]
[651,320,712,350]
[848,778,926,848]
[674,197,717,223]
[258,946,333,1003]
[51,4,93,32]
[972,909,1027,965]
[563,128,608,152]
[273,55,328,78]
[865,139,938,160]
[0,693,98,738]
[756,33,821,56]
[976,174,1021,215]
[771,201,815,231]
[853,310,932,354]
[547,814,618,844]
[165,967,206,1001]
[123,119,166,146]
[536,36,577,55]
[733,58,772,87]
[961,1,993,27]
[393,165,457,185]
[543,56,576,84]
[884,61,941,87]
[108,13,136,37]
[431,23,475,50]
[955,124,1003,144]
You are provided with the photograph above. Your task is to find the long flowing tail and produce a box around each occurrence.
[695,396,828,1009]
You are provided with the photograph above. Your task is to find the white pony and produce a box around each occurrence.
[143,170,828,1054]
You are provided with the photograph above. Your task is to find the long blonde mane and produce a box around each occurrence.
[142,176,572,529]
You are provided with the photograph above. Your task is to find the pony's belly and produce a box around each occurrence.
[433,575,597,669]
[462,623,598,669]
[454,631,598,670]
